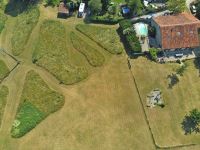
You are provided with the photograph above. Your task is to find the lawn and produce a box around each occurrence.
[131,57,200,147]
[70,32,105,67]
[76,24,123,54]
[11,70,64,138]
[0,12,7,34]
[11,6,40,56]
[0,86,9,126]
[0,59,10,81]
[33,20,88,85]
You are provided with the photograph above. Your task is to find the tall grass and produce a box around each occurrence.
[11,70,64,138]
[11,7,40,56]
[33,20,88,85]
[0,12,7,34]
[0,60,9,81]
[70,32,105,67]
[0,86,8,126]
[76,24,123,54]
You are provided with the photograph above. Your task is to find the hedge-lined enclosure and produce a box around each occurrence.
[32,20,88,85]
[70,32,105,67]
[0,86,9,126]
[11,7,40,56]
[0,60,10,82]
[0,12,7,34]
[76,24,123,54]
[119,19,141,53]
[11,71,64,138]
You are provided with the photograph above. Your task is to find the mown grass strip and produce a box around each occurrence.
[11,70,64,138]
[76,24,123,54]
[11,6,40,56]
[0,12,7,34]
[32,20,88,85]
[0,86,9,126]
[0,60,10,81]
[70,32,105,67]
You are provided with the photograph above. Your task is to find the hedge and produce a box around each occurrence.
[89,15,123,24]
[119,20,142,53]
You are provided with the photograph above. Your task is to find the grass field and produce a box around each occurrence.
[11,70,64,138]
[11,7,39,56]
[0,60,9,81]
[76,24,123,54]
[131,57,200,147]
[0,12,7,34]
[33,20,88,85]
[70,32,105,67]
[0,86,8,126]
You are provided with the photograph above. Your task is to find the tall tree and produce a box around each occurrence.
[89,0,102,15]
[126,0,143,15]
[167,0,186,14]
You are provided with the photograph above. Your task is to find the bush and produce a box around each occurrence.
[45,0,59,6]
[149,48,159,61]
[70,32,105,67]
[176,63,188,76]
[11,7,40,56]
[119,20,142,53]
[89,15,123,24]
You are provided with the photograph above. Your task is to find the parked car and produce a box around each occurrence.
[78,3,85,18]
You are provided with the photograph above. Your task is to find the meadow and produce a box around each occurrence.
[70,32,105,67]
[11,7,40,56]
[131,57,200,147]
[0,12,7,34]
[11,70,64,138]
[0,60,9,81]
[76,24,123,54]
[33,20,88,85]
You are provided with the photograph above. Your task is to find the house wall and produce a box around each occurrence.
[151,19,162,48]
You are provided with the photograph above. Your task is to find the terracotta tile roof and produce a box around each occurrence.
[153,13,200,49]
[58,2,69,14]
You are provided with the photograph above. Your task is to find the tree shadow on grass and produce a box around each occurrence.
[4,0,38,17]
[181,116,200,135]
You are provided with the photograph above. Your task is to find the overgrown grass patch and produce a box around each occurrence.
[70,32,105,67]
[0,86,9,126]
[33,20,88,85]
[0,60,10,81]
[0,12,7,34]
[11,6,40,56]
[76,24,123,54]
[11,70,64,138]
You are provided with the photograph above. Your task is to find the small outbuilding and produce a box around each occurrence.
[58,2,69,18]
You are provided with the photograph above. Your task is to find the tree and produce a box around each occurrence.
[149,47,159,61]
[167,0,186,14]
[182,109,200,134]
[45,0,59,6]
[126,0,143,15]
[89,0,102,15]
[101,0,110,12]
[108,5,116,15]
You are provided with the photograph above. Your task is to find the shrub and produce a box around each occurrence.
[176,63,188,76]
[11,6,40,56]
[89,15,123,24]
[119,20,142,53]
[45,0,59,6]
[70,32,105,67]
[149,48,159,61]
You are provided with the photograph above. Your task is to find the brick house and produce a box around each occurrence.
[151,13,200,50]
